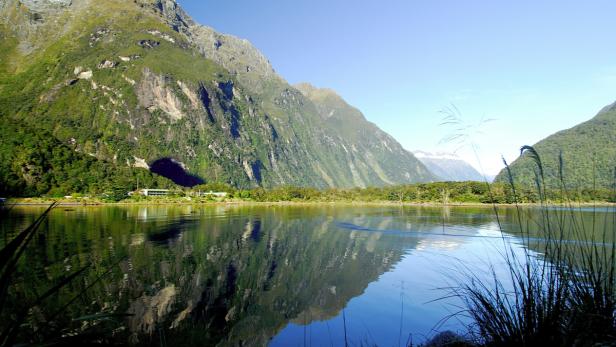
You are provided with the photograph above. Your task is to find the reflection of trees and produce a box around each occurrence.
[8,205,580,346]
[335,206,500,252]
[494,206,616,268]
[4,206,417,346]
[495,207,615,243]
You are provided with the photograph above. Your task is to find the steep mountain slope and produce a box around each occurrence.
[295,83,435,186]
[495,101,616,190]
[0,0,433,195]
[413,151,485,182]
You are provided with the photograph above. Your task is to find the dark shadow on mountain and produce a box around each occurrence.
[149,158,204,187]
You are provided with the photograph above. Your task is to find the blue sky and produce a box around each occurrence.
[178,0,616,175]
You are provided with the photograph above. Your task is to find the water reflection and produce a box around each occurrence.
[1,205,611,346]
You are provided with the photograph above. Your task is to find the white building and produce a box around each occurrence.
[140,189,170,197]
[195,191,228,198]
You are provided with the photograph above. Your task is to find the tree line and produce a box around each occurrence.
[170,181,615,204]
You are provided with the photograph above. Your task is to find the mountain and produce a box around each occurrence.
[295,83,435,186]
[495,101,616,190]
[0,0,435,196]
[413,151,486,182]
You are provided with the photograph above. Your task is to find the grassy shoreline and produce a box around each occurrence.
[5,197,616,208]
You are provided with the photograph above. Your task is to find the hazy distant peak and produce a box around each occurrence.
[414,150,484,182]
[413,150,462,161]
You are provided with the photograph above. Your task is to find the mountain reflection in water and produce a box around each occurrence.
[2,205,609,346]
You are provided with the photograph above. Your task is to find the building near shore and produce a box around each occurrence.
[140,189,170,197]
[194,191,228,198]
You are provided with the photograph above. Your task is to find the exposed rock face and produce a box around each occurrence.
[18,0,72,12]
[137,39,160,49]
[137,68,185,122]
[190,26,279,91]
[97,60,117,69]
[0,0,436,191]
[73,67,92,80]
[149,0,194,33]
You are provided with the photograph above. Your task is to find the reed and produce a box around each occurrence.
[452,146,616,346]
[0,203,127,346]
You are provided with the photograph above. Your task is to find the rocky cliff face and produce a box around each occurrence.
[0,0,435,193]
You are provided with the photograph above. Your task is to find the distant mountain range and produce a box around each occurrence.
[413,151,487,182]
[495,101,616,190]
[0,0,435,196]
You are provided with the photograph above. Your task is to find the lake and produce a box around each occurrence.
[1,204,614,346]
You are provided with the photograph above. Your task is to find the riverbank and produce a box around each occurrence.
[4,181,615,208]
[4,197,616,208]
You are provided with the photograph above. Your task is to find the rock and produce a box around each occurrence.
[147,29,175,43]
[122,74,136,86]
[132,157,149,169]
[77,70,92,80]
[137,68,185,121]
[224,306,236,322]
[118,56,131,62]
[150,0,194,34]
[177,81,200,109]
[138,39,160,49]
[19,0,72,12]
[97,60,117,69]
[189,25,278,91]
[89,27,110,47]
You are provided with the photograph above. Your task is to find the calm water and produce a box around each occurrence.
[1,205,614,346]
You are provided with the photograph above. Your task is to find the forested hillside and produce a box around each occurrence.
[0,0,435,196]
[496,101,616,190]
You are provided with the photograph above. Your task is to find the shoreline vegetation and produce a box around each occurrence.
[6,198,616,208]
[2,148,615,346]
[438,148,616,346]
[4,180,616,207]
